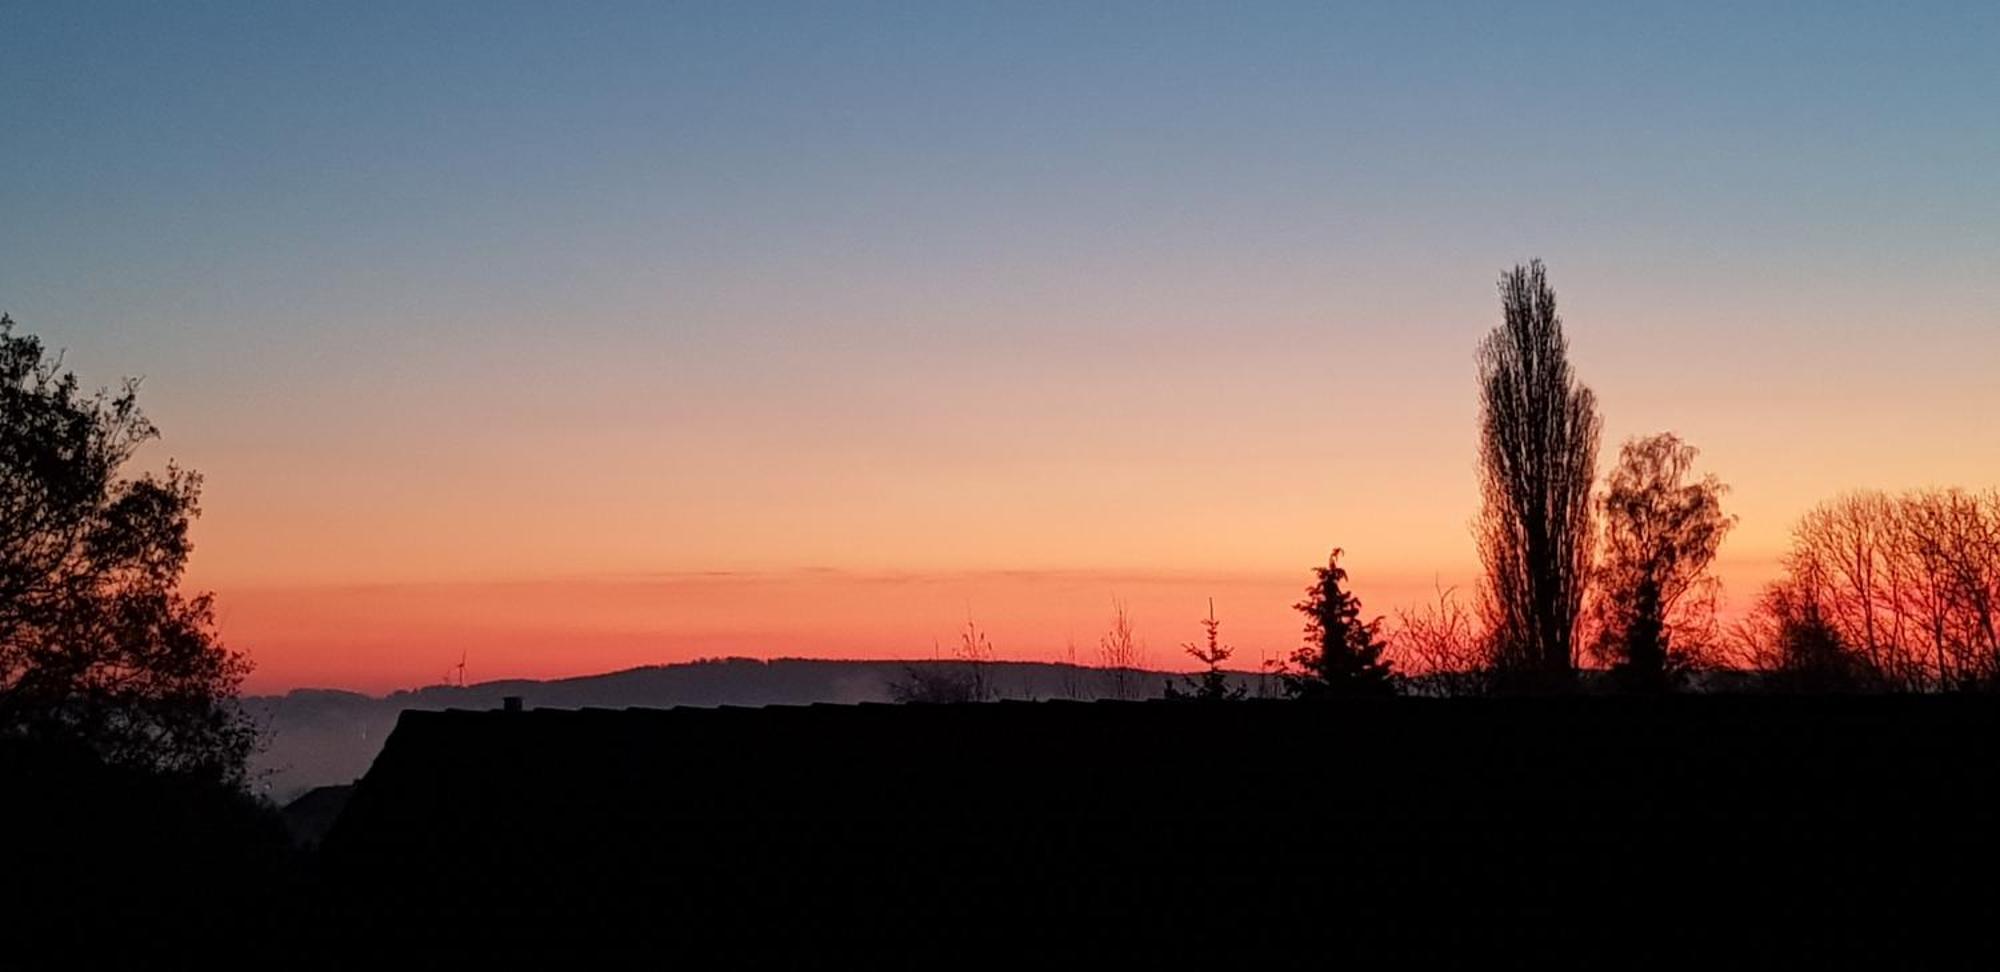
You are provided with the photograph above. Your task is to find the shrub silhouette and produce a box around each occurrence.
[1736,575,1877,692]
[1389,583,1490,697]
[889,618,995,702]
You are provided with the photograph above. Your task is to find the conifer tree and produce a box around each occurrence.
[1282,549,1395,698]
[1164,599,1246,701]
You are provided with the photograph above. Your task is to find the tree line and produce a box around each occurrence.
[1736,489,2000,692]
[1446,260,1997,695]
[907,260,1998,702]
[5,257,1997,790]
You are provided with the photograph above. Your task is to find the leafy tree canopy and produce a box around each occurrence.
[0,314,252,782]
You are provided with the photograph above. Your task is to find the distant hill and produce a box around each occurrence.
[245,658,1272,802]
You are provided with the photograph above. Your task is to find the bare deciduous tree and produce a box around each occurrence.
[1897,489,2000,686]
[1588,433,1736,690]
[1735,488,2000,691]
[1474,260,1602,688]
[1730,563,1872,692]
[1790,492,1904,683]
[1099,598,1144,700]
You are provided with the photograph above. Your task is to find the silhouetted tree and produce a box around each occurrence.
[1894,488,2000,688]
[0,315,253,783]
[1099,598,1144,700]
[1744,488,2000,691]
[1588,433,1736,691]
[1282,549,1394,698]
[1734,569,1875,692]
[1475,260,1601,689]
[1164,599,1245,701]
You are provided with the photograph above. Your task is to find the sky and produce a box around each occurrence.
[3,2,1997,692]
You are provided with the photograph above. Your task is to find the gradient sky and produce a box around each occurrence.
[4,3,1997,692]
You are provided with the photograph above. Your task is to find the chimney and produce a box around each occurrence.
[502,696,523,713]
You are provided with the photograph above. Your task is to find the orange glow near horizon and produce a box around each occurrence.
[169,294,1994,695]
[173,293,1991,696]
[212,557,1789,694]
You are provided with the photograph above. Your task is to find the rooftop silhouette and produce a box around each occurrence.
[317,695,2000,964]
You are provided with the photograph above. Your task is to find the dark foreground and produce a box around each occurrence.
[11,696,2000,966]
[327,696,1998,965]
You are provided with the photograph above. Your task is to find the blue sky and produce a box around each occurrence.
[3,3,1997,687]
